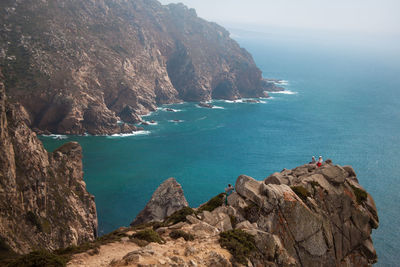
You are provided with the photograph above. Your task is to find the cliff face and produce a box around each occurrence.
[0,70,97,254]
[0,0,280,135]
[67,161,378,267]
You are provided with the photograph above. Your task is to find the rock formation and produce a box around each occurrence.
[66,161,378,266]
[131,178,188,226]
[0,69,97,254]
[0,0,281,135]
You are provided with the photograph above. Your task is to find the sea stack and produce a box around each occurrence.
[131,178,189,226]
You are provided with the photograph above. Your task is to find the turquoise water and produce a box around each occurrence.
[41,31,400,266]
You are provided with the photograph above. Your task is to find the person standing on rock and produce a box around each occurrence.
[317,156,323,167]
[310,156,316,164]
[225,184,235,205]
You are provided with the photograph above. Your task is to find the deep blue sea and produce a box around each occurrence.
[41,30,400,266]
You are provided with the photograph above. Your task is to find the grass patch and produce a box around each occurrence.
[197,193,226,213]
[131,229,163,244]
[169,230,194,241]
[290,186,310,202]
[164,207,195,226]
[7,250,67,267]
[219,229,256,265]
[350,184,368,204]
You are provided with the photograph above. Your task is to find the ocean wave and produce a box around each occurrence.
[222,98,266,104]
[168,120,184,123]
[106,130,151,138]
[212,105,225,109]
[42,134,68,140]
[158,107,182,112]
[269,90,297,95]
[276,80,289,86]
[141,120,158,126]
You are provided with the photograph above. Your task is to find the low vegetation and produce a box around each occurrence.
[290,186,311,202]
[219,229,257,265]
[350,184,368,204]
[197,193,226,213]
[169,230,194,241]
[7,250,67,267]
[131,229,163,244]
[164,207,195,225]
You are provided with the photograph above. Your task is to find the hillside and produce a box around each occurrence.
[0,0,280,135]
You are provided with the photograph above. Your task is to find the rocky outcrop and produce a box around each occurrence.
[67,161,378,266]
[131,178,188,226]
[231,162,379,266]
[0,69,97,254]
[0,0,281,135]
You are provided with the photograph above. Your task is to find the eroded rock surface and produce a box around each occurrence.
[0,0,281,135]
[0,70,97,254]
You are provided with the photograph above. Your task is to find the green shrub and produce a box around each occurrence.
[7,250,67,267]
[350,184,368,204]
[290,186,310,202]
[219,229,256,265]
[169,230,194,241]
[198,193,226,213]
[164,207,195,225]
[131,229,163,244]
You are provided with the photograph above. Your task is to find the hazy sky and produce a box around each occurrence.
[158,0,400,36]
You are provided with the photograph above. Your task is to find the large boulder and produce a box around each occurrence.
[131,178,188,226]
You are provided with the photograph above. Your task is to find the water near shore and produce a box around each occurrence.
[41,31,400,266]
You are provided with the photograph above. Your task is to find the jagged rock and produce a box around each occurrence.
[0,0,281,135]
[66,161,378,267]
[131,177,188,226]
[0,69,97,254]
[232,162,379,266]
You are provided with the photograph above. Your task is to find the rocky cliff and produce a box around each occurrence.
[66,161,379,266]
[0,69,97,255]
[0,0,280,135]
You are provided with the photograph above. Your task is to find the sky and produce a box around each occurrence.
[158,0,400,37]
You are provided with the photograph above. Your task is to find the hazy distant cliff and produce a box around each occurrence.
[0,69,97,254]
[0,0,280,135]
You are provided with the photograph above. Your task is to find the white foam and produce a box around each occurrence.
[269,90,297,95]
[158,107,182,112]
[42,134,68,140]
[106,130,150,138]
[222,98,265,104]
[168,120,184,123]
[212,105,225,109]
[276,80,289,85]
[147,121,158,125]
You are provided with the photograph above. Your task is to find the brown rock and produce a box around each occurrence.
[0,71,97,254]
[131,178,188,226]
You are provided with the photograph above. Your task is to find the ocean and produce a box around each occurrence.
[40,29,400,266]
